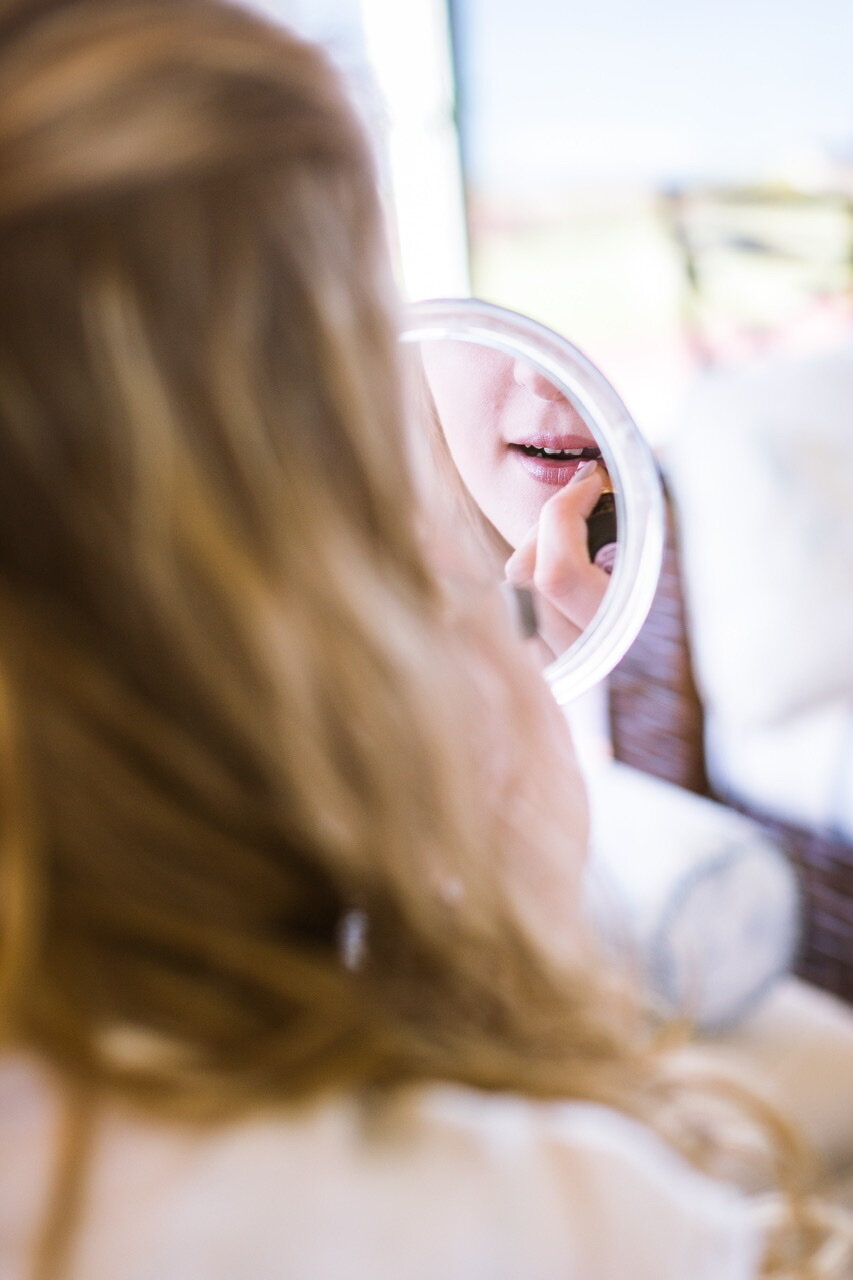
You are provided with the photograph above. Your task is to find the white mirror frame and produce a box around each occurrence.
[401,298,664,704]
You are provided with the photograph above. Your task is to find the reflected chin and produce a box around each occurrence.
[488,486,553,552]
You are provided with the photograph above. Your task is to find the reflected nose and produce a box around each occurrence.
[511,359,564,401]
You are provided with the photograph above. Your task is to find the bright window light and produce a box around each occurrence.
[358,0,470,299]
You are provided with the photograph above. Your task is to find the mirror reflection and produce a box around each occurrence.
[413,337,617,660]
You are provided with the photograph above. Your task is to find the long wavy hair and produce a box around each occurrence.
[0,2,845,1277]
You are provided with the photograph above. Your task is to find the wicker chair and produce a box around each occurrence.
[608,483,853,1005]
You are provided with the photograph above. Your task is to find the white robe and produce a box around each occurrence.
[0,1054,761,1280]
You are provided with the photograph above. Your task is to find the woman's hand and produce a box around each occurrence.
[504,461,611,661]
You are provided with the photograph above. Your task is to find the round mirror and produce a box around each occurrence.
[400,298,664,704]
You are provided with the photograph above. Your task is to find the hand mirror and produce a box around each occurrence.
[400,298,663,704]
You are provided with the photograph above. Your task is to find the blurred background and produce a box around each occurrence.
[257,0,853,445]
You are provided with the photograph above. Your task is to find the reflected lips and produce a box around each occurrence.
[508,434,601,486]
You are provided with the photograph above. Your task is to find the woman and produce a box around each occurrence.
[416,340,612,657]
[0,1,844,1277]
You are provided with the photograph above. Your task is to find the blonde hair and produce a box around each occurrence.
[0,2,845,1276]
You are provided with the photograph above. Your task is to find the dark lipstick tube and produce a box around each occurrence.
[586,476,617,574]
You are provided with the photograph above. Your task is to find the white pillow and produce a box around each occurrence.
[586,762,800,1030]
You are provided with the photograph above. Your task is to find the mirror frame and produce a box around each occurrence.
[401,297,664,704]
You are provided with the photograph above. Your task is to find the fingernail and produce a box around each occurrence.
[572,460,599,483]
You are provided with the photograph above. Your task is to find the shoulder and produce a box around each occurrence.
[174,1084,763,1280]
[1,1063,764,1280]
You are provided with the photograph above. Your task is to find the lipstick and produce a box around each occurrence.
[587,475,617,573]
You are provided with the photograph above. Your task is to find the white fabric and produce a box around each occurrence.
[0,1056,763,1280]
[586,762,799,1029]
[663,342,853,838]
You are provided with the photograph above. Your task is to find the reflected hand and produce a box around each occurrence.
[504,461,611,660]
